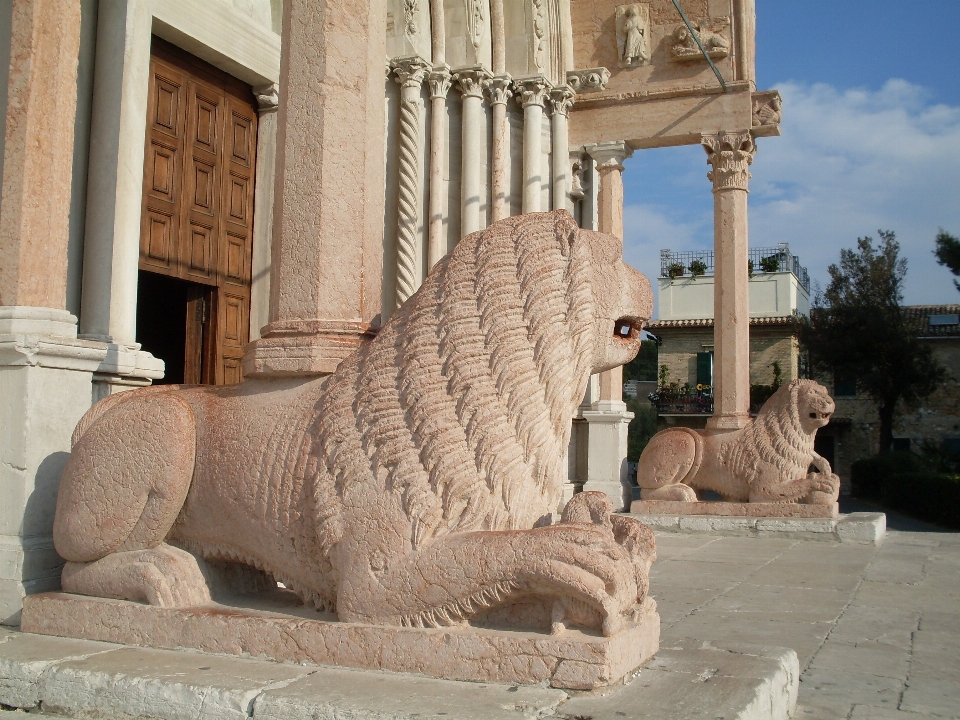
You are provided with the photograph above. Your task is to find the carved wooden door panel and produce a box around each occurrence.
[140,38,257,385]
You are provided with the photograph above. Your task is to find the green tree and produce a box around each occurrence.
[934,229,960,292]
[626,397,659,461]
[623,339,658,382]
[799,231,945,453]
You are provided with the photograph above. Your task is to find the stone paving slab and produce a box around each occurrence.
[0,630,798,720]
[627,511,886,544]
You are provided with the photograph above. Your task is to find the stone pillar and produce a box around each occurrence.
[487,74,512,222]
[426,64,451,271]
[76,0,163,391]
[243,0,387,377]
[581,139,634,511]
[392,57,430,308]
[250,83,279,341]
[549,85,575,211]
[0,0,107,623]
[702,131,757,431]
[454,67,491,238]
[515,76,551,214]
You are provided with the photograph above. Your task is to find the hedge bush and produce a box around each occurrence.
[850,451,921,499]
[880,471,960,529]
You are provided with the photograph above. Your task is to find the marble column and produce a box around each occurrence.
[454,67,491,238]
[581,139,634,511]
[250,83,280,341]
[487,75,512,222]
[549,85,575,211]
[515,76,551,214]
[426,64,451,271]
[244,0,387,377]
[0,0,106,623]
[702,131,757,431]
[392,57,430,308]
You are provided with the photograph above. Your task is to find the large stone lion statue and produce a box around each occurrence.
[53,211,656,636]
[637,379,840,504]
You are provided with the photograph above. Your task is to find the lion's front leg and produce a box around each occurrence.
[335,519,641,637]
[747,461,838,503]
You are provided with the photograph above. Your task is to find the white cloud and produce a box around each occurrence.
[750,79,960,305]
[622,79,960,310]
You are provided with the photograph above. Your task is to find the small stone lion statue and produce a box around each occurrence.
[53,211,656,636]
[637,379,840,504]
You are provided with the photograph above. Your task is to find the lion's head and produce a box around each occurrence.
[731,379,835,488]
[310,211,651,557]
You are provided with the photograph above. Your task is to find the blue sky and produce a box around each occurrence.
[622,1,960,311]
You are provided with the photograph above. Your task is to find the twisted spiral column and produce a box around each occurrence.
[392,57,430,309]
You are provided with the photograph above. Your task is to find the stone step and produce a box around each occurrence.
[0,628,798,720]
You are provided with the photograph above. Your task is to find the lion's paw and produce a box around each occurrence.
[641,483,697,502]
[803,472,840,505]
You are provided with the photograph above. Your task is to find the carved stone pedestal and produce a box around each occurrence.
[22,591,660,690]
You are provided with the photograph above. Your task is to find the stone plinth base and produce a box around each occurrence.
[631,499,839,518]
[242,319,377,377]
[626,511,886,545]
[21,590,660,690]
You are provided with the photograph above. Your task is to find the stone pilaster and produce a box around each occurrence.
[250,83,280,341]
[549,85,575,212]
[486,75,512,223]
[515,76,551,214]
[244,0,387,377]
[392,57,430,308]
[426,64,451,270]
[453,67,492,237]
[702,130,757,431]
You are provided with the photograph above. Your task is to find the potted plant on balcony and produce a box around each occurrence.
[689,259,708,279]
[667,261,686,280]
[759,254,780,273]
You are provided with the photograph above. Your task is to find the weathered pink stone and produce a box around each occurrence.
[630,500,839,519]
[21,592,660,690]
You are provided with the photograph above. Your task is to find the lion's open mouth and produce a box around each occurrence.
[613,316,643,340]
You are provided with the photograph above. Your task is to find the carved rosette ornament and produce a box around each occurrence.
[549,85,576,117]
[391,57,431,307]
[514,75,551,108]
[485,74,513,106]
[701,131,757,193]
[566,68,610,94]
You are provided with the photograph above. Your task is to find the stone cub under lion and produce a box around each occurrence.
[53,211,656,637]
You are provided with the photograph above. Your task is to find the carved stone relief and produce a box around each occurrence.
[532,0,547,71]
[566,67,610,94]
[616,4,650,68]
[467,0,485,50]
[403,0,420,35]
[752,90,783,128]
[667,17,730,62]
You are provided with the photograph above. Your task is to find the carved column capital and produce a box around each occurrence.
[566,67,610,94]
[584,140,633,172]
[253,83,279,114]
[453,66,493,99]
[549,85,576,117]
[427,64,452,99]
[391,56,431,90]
[485,74,513,106]
[514,75,552,108]
[701,131,757,192]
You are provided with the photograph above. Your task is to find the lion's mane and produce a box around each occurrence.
[721,379,822,498]
[302,212,598,606]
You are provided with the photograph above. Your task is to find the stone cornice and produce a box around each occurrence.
[453,66,493,99]
[513,75,552,108]
[701,131,756,192]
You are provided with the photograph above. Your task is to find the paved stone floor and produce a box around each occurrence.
[650,517,960,719]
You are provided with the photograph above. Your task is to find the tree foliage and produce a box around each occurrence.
[799,231,945,453]
[623,339,658,382]
[934,229,960,292]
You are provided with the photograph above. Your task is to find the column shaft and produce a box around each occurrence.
[0,0,81,311]
[487,75,512,222]
[392,57,430,308]
[516,77,551,214]
[250,84,279,340]
[427,65,451,270]
[702,131,757,431]
[454,68,490,238]
[549,86,574,211]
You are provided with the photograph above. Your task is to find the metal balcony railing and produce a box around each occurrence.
[659,243,810,293]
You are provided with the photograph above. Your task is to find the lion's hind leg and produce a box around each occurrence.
[54,392,210,607]
[636,428,700,502]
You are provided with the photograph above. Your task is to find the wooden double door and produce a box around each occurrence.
[137,38,258,385]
